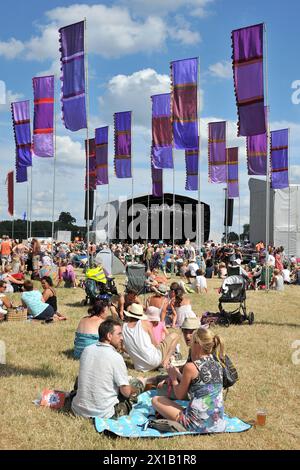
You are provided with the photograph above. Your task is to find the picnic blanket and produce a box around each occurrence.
[94,390,252,438]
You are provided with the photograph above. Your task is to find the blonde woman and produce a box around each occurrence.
[152,327,226,433]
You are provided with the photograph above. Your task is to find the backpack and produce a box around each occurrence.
[213,353,238,389]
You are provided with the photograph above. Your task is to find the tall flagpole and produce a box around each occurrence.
[107,182,110,245]
[172,165,175,252]
[147,180,151,243]
[162,172,164,242]
[225,148,229,244]
[287,127,290,258]
[131,111,134,246]
[84,18,91,267]
[197,57,202,253]
[29,166,33,238]
[26,180,29,240]
[264,23,271,291]
[51,76,57,255]
[238,148,241,245]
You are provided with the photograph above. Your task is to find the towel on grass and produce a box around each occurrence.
[94,390,252,438]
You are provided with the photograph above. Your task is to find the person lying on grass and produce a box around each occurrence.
[152,327,226,434]
[71,318,145,419]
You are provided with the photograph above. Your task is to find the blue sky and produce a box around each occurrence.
[0,0,300,240]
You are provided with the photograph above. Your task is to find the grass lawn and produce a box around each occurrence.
[0,275,300,450]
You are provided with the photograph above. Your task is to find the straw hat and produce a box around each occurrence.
[181,317,200,330]
[124,303,148,320]
[146,306,161,322]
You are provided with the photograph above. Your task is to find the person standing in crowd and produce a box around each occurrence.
[0,236,12,271]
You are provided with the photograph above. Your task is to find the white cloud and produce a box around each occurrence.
[0,38,25,59]
[0,89,24,113]
[121,0,214,18]
[209,60,232,79]
[99,68,171,126]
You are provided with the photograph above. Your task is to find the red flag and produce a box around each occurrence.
[7,171,14,216]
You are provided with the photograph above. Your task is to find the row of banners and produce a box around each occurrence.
[7,21,289,217]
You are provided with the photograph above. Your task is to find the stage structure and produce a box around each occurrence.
[93,193,210,244]
[249,178,300,256]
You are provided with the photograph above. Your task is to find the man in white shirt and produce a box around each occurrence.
[72,318,144,419]
[186,260,199,283]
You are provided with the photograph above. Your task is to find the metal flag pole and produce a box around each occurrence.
[172,164,175,253]
[238,150,241,246]
[162,172,165,243]
[147,180,151,243]
[287,127,290,258]
[84,17,91,267]
[225,148,229,244]
[197,57,202,253]
[51,76,57,256]
[131,111,134,246]
[29,166,33,239]
[107,181,111,245]
[26,180,29,239]
[264,23,271,292]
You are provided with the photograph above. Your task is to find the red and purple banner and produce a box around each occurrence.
[271,129,289,189]
[232,23,266,136]
[208,121,226,183]
[185,148,198,191]
[95,127,109,185]
[151,93,173,169]
[151,162,163,197]
[227,147,239,198]
[12,100,32,170]
[59,21,87,131]
[170,57,198,150]
[33,75,54,157]
[85,138,97,190]
[7,171,14,216]
[114,111,132,178]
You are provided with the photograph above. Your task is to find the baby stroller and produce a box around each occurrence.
[125,264,147,295]
[218,275,254,326]
[84,265,118,305]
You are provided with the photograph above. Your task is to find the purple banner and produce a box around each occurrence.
[227,147,239,198]
[151,161,163,197]
[16,164,27,183]
[208,121,226,183]
[185,148,198,191]
[59,21,87,131]
[33,75,54,157]
[95,127,109,185]
[11,100,32,170]
[85,139,97,190]
[151,93,173,169]
[232,23,266,136]
[171,58,198,149]
[246,132,267,175]
[271,129,289,189]
[114,111,132,178]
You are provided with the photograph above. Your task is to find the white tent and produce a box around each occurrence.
[95,249,125,276]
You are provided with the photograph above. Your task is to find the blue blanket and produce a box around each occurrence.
[94,390,252,438]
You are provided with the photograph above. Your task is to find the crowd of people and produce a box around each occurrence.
[1,234,300,432]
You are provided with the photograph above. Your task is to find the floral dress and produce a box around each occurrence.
[178,355,226,433]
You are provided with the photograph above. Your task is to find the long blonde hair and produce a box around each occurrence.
[192,327,225,360]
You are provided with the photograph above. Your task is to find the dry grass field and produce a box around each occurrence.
[0,275,300,450]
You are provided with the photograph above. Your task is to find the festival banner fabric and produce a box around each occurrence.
[208,121,226,183]
[170,58,198,150]
[11,100,32,168]
[151,162,163,197]
[271,129,289,189]
[246,132,267,175]
[7,171,14,216]
[151,93,173,169]
[32,75,54,157]
[232,23,266,136]
[59,21,87,131]
[16,165,27,183]
[185,148,198,191]
[95,127,109,185]
[85,139,97,190]
[114,111,132,178]
[227,147,239,198]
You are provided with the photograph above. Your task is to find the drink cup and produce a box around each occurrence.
[256,409,267,426]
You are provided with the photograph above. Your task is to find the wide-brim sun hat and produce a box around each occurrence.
[155,284,168,295]
[181,317,200,330]
[124,303,148,320]
[146,306,161,322]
